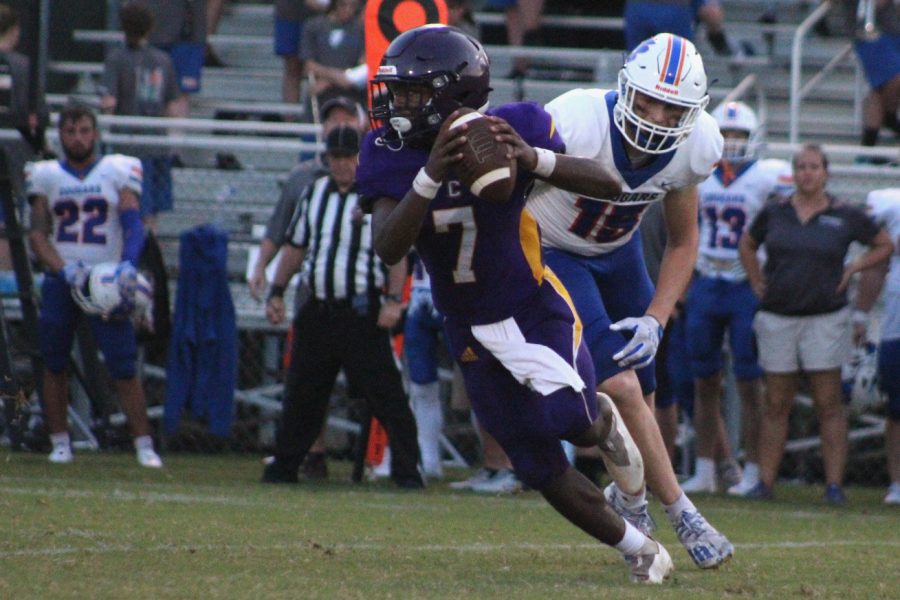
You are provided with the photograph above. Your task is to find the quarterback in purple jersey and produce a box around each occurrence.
[358,24,674,583]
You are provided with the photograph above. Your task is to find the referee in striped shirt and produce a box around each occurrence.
[262,124,423,488]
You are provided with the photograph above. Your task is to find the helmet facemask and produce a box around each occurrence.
[713,101,762,162]
[613,33,710,155]
[614,70,709,154]
[369,25,491,149]
[720,130,760,162]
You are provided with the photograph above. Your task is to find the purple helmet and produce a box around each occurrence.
[370,24,491,147]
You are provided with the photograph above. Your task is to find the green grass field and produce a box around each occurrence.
[1,451,898,599]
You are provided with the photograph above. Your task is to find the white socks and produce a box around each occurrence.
[694,457,716,485]
[50,432,71,450]
[741,462,760,486]
[134,435,154,451]
[618,486,648,510]
[664,492,697,524]
[614,521,648,556]
[410,381,443,478]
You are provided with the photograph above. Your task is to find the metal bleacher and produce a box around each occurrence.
[6,0,886,466]
[45,0,898,325]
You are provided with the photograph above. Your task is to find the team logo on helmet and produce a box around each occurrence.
[614,33,709,154]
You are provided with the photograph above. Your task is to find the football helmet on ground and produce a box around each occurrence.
[370,24,491,148]
[614,33,710,154]
[711,101,762,162]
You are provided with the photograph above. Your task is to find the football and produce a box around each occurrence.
[449,108,516,203]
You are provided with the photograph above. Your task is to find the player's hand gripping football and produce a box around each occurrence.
[423,109,467,184]
[484,115,539,171]
[610,314,664,369]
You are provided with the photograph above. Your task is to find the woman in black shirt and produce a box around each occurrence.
[739,144,892,504]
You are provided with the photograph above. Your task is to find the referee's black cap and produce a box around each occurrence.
[326,124,361,157]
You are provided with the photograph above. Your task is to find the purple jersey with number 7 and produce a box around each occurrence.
[357,101,564,325]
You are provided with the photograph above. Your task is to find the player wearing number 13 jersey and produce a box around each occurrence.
[527,34,735,570]
[681,101,792,496]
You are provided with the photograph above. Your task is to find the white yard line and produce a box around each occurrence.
[1,539,899,560]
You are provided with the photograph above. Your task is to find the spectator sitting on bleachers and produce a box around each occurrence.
[837,0,900,154]
[484,0,544,84]
[0,3,47,290]
[738,143,893,504]
[693,0,744,57]
[144,0,208,118]
[100,2,180,234]
[300,0,366,113]
[625,0,740,55]
[204,0,227,67]
[274,0,328,112]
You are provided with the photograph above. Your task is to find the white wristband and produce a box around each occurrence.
[412,168,441,199]
[533,147,557,178]
[851,309,869,327]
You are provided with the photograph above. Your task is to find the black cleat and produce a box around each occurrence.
[261,456,300,484]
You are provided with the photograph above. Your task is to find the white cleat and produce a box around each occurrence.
[48,445,73,464]
[137,447,163,469]
[680,474,717,493]
[727,477,761,497]
[628,540,674,584]
[885,482,900,505]
[470,468,523,494]
[674,510,734,569]
[717,460,743,490]
[596,392,644,495]
[449,467,495,490]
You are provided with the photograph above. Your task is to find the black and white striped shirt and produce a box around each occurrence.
[286,174,388,301]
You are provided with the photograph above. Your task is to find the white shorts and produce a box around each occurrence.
[754,307,852,373]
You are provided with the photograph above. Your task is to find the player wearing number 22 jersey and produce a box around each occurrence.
[26,153,143,266]
[25,104,161,469]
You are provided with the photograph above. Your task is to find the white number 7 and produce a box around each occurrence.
[432,206,477,283]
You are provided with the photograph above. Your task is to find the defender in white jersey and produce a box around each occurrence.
[858,188,900,504]
[527,33,733,569]
[26,104,162,469]
[681,101,793,496]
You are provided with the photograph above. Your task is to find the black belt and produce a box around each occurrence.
[312,297,352,310]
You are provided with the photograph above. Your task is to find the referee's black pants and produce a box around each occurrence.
[275,297,422,484]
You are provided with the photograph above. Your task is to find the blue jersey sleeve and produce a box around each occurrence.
[489,102,566,154]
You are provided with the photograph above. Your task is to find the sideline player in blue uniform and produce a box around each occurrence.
[681,101,793,496]
[26,104,162,468]
[526,33,733,568]
[358,25,674,583]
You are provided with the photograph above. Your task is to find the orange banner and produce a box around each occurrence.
[364,0,448,108]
